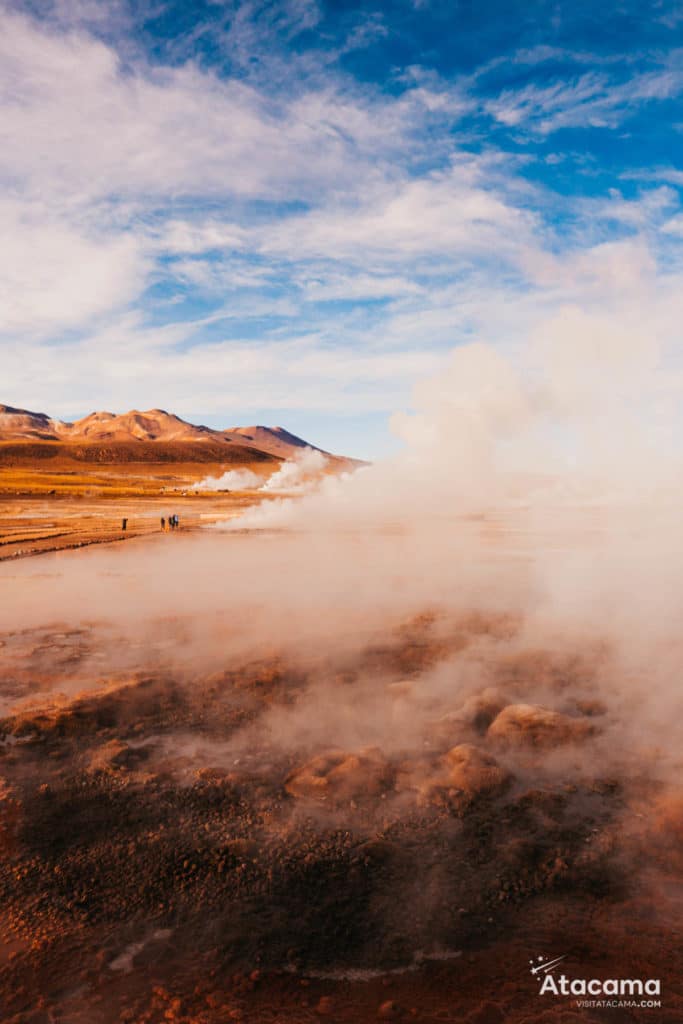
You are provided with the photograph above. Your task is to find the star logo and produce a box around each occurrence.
[529,954,567,976]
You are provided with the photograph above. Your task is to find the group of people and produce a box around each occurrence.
[120,514,181,533]
[120,516,180,532]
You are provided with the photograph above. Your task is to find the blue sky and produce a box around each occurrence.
[2,0,683,457]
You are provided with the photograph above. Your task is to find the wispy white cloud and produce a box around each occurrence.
[297,273,423,302]
[486,68,683,133]
[621,165,683,186]
[256,160,534,266]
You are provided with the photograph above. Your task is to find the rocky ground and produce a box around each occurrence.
[0,613,681,1023]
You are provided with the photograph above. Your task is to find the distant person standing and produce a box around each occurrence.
[160,516,165,531]
[121,517,128,531]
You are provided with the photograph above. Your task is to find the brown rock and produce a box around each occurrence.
[225,838,258,861]
[488,703,595,748]
[431,689,509,745]
[442,744,510,796]
[87,739,134,775]
[286,747,391,803]
[401,744,511,808]
[378,1000,402,1019]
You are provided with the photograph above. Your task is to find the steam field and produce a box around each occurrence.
[1,521,681,1023]
[6,0,683,1020]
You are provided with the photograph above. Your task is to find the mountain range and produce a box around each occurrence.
[0,405,324,460]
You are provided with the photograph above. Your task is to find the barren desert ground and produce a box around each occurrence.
[0,448,280,561]
[1,502,682,1023]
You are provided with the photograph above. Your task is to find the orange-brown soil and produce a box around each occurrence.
[0,612,680,1023]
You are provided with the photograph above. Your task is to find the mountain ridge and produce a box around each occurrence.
[0,404,328,459]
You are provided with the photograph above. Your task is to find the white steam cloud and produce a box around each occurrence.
[197,447,330,494]
[196,468,263,491]
[260,448,329,493]
[232,300,683,533]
